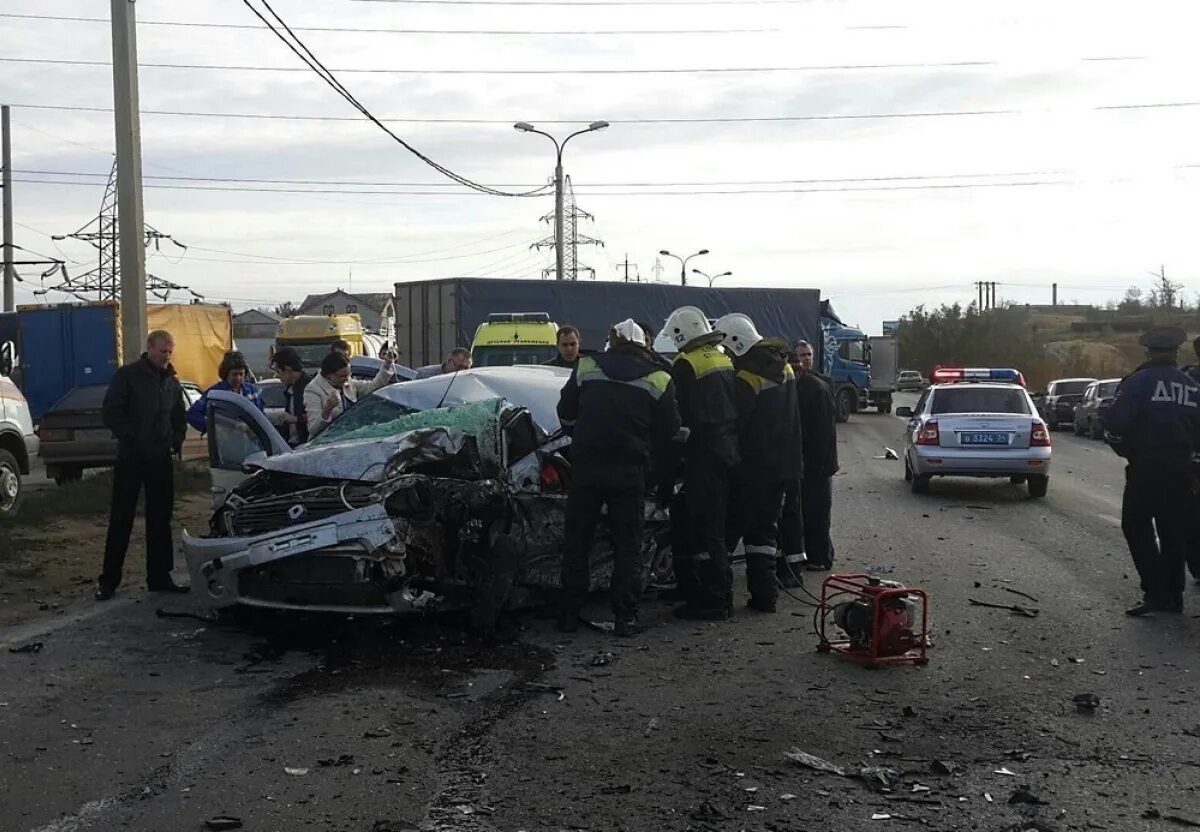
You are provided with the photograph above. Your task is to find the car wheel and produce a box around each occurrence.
[0,449,23,517]
[911,474,931,494]
[54,467,83,487]
[1027,475,1049,498]
[904,457,914,482]
[835,389,853,423]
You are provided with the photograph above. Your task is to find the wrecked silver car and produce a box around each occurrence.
[184,366,666,625]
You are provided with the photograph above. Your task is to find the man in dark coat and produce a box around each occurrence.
[782,339,839,574]
[96,330,189,600]
[545,326,582,369]
[1104,327,1200,615]
[557,319,682,636]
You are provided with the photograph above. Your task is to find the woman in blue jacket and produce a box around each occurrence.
[186,350,264,432]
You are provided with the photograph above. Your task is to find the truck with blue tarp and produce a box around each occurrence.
[820,300,893,421]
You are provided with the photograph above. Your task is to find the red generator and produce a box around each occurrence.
[817,574,929,667]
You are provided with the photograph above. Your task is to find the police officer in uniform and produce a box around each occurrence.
[1103,326,1200,616]
[716,313,803,613]
[1179,336,1200,584]
[658,307,740,620]
[557,319,681,636]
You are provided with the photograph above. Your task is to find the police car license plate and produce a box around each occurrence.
[961,432,1009,445]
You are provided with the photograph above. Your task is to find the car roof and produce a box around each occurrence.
[1051,377,1097,383]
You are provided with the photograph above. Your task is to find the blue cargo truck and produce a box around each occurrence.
[17,303,120,420]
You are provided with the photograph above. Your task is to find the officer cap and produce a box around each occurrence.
[1138,326,1187,350]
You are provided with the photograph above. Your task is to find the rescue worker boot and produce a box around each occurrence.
[1125,596,1183,617]
[776,556,805,589]
[745,553,779,613]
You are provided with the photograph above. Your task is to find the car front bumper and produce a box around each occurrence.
[181,504,425,615]
[910,445,1052,478]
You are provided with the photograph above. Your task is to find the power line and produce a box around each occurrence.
[0,13,778,35]
[237,0,548,198]
[347,0,872,5]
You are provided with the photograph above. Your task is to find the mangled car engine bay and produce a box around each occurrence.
[184,391,663,622]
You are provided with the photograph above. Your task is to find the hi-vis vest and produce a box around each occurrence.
[736,361,796,393]
[575,356,672,399]
[674,345,738,428]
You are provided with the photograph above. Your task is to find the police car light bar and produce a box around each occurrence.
[930,367,1026,386]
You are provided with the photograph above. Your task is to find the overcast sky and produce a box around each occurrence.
[3,0,1198,333]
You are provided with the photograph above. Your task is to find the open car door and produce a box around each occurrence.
[205,389,291,506]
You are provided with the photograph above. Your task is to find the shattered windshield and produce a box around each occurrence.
[311,395,420,443]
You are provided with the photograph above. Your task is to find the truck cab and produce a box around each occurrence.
[274,314,380,370]
[0,341,37,517]
[820,302,872,422]
[470,313,559,367]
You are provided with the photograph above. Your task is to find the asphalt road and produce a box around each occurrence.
[2,395,1199,832]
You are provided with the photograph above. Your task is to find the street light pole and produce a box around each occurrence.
[659,248,709,286]
[515,120,609,281]
[692,268,732,288]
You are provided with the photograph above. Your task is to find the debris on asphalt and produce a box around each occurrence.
[284,767,309,776]
[643,717,659,737]
[1002,587,1040,603]
[363,727,392,738]
[317,754,355,767]
[994,767,1018,776]
[873,448,899,460]
[589,651,615,667]
[783,748,846,777]
[1008,785,1048,805]
[154,608,217,624]
[203,817,244,831]
[1072,693,1101,712]
[902,705,918,718]
[968,598,1039,618]
[8,641,44,654]
[780,793,796,801]
[871,813,892,820]
[783,748,897,791]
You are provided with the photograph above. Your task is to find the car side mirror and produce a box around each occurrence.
[895,406,913,418]
[0,341,13,377]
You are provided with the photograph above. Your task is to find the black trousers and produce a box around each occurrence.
[728,476,788,604]
[561,460,646,619]
[100,455,176,588]
[1122,463,1190,605]
[800,475,835,568]
[678,449,732,611]
[779,479,806,567]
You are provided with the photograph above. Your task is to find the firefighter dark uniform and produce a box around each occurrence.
[728,340,804,612]
[557,341,681,634]
[1103,327,1200,616]
[667,338,740,618]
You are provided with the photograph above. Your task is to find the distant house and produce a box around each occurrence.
[297,290,395,334]
[232,308,280,339]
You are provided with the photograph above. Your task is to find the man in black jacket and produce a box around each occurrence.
[96,330,189,600]
[545,326,582,369]
[786,339,839,572]
[557,319,681,636]
[717,314,803,613]
[270,346,312,446]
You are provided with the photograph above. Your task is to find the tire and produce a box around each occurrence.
[835,389,853,423]
[904,457,914,482]
[0,449,23,517]
[54,466,83,487]
[1009,475,1027,484]
[1027,475,1049,498]
[911,474,931,494]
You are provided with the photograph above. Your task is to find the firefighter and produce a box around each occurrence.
[1181,336,1200,584]
[557,319,681,636]
[1103,326,1200,616]
[658,306,740,620]
[715,313,803,613]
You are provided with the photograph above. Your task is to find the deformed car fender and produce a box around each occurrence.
[182,504,397,609]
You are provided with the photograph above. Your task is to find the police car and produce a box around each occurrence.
[896,368,1051,498]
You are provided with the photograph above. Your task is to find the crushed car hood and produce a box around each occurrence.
[247,427,471,482]
[371,365,570,434]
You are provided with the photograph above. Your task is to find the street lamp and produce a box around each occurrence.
[692,268,731,288]
[514,120,609,282]
[659,248,709,286]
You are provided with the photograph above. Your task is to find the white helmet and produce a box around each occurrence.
[661,306,712,349]
[611,318,647,347]
[714,313,763,357]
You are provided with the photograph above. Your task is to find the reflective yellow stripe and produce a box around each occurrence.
[736,366,793,394]
[577,356,670,400]
[676,345,734,379]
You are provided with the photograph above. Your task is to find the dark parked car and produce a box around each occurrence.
[36,382,205,485]
[1072,378,1121,439]
[1035,378,1096,430]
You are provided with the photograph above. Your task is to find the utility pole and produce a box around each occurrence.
[975,281,983,311]
[2,105,13,312]
[618,254,638,283]
[112,0,147,363]
[1052,282,1057,306]
[651,258,664,283]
